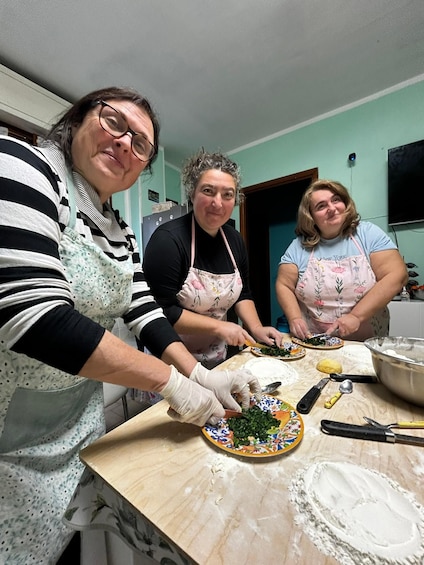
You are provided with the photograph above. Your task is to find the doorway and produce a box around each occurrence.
[240,168,318,326]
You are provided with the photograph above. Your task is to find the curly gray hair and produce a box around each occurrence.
[181,148,242,204]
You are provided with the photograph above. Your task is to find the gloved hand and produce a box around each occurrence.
[159,366,225,426]
[189,363,262,411]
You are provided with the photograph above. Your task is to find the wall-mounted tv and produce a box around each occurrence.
[388,139,424,226]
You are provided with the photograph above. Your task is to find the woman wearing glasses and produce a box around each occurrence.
[0,87,260,563]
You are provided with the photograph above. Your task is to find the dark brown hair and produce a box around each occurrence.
[46,86,160,174]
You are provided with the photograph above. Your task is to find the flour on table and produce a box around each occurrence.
[206,453,282,488]
[243,357,299,387]
[414,451,424,478]
[341,345,376,375]
[289,461,424,565]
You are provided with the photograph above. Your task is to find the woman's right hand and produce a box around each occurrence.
[289,317,310,340]
[159,366,225,426]
[216,321,254,347]
[190,363,261,410]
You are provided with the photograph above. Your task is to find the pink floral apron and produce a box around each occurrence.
[176,217,243,368]
[295,236,389,340]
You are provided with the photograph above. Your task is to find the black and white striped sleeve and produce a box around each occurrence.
[0,137,104,374]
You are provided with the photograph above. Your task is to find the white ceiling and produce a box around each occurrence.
[1,0,424,169]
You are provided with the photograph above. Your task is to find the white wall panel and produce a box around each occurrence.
[0,64,69,134]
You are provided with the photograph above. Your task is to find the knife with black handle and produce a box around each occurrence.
[329,373,377,383]
[296,377,330,414]
[321,420,424,446]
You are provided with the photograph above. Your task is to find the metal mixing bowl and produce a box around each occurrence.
[364,336,424,407]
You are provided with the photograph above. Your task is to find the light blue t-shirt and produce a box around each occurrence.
[279,221,397,277]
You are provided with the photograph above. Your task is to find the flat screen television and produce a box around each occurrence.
[388,139,424,226]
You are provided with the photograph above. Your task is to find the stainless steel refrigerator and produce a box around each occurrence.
[141,204,191,252]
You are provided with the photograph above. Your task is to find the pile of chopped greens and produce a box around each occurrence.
[227,405,280,448]
[259,346,291,356]
[303,336,326,346]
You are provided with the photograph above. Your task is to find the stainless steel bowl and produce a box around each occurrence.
[364,336,424,407]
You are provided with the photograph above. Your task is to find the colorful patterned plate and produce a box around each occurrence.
[291,335,344,350]
[202,395,304,458]
[251,341,306,361]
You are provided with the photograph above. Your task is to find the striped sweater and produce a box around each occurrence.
[0,136,179,375]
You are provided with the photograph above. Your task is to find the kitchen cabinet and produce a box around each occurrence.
[388,300,424,338]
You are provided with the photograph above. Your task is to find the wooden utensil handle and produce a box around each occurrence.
[224,409,243,419]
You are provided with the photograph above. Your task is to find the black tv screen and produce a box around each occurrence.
[388,139,424,226]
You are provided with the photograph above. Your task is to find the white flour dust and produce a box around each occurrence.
[205,453,282,493]
[289,461,424,565]
[341,345,376,375]
[413,450,424,478]
[243,357,299,388]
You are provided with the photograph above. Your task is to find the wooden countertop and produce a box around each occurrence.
[80,342,424,564]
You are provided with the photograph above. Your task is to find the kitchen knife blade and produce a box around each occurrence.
[329,373,377,383]
[296,377,330,414]
[321,420,424,446]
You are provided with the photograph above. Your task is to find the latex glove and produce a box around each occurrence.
[160,366,225,426]
[190,363,262,411]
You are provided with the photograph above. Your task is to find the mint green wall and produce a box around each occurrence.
[141,147,165,216]
[165,163,182,203]
[232,79,424,288]
[112,192,125,220]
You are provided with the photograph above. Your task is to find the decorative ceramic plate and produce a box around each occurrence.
[250,341,306,361]
[202,395,304,458]
[291,335,344,350]
[243,357,299,388]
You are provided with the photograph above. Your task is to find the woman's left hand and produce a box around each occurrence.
[253,326,285,347]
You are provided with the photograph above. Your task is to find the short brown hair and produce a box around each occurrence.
[295,179,360,248]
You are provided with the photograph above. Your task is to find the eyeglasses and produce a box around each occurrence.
[97,100,155,162]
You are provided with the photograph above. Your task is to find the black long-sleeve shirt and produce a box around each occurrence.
[143,212,253,325]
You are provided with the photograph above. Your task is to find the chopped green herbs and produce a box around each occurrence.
[227,405,280,448]
[259,346,291,357]
[303,337,326,346]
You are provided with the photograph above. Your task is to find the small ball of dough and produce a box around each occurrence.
[316,358,343,374]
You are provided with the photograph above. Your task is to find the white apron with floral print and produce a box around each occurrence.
[0,171,134,564]
[295,236,389,340]
[176,217,243,369]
